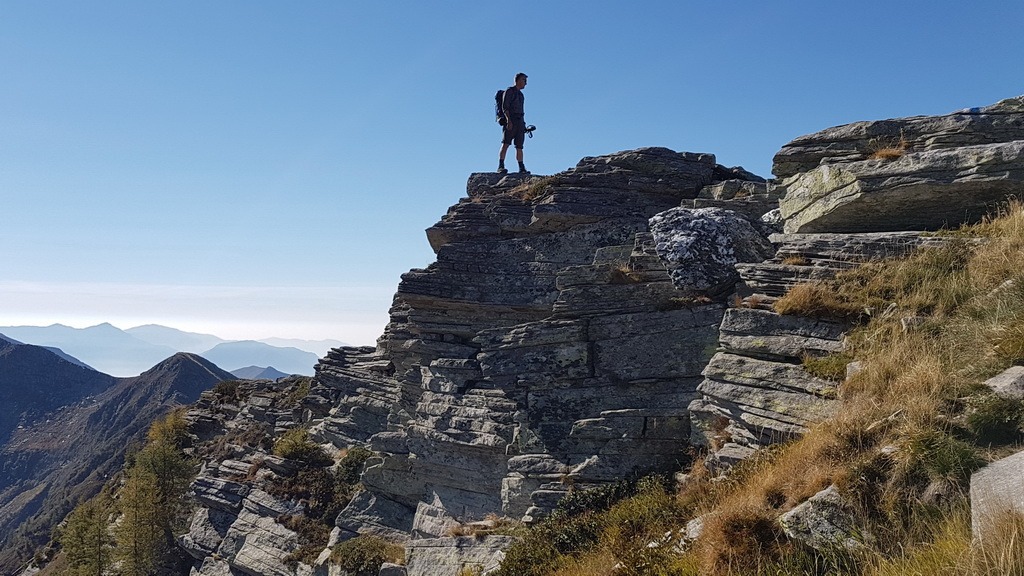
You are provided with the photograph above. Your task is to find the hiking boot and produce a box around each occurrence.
[518,166,530,174]
[497,165,508,174]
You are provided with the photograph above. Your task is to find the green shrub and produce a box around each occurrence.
[283,377,313,407]
[330,536,404,576]
[337,446,374,485]
[280,514,330,566]
[273,428,332,467]
[908,430,984,484]
[212,379,241,401]
[803,353,853,382]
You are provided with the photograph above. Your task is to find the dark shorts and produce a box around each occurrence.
[502,119,526,149]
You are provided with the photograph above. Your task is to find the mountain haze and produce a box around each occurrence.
[0,324,334,377]
[200,341,317,375]
[126,324,225,352]
[0,324,176,377]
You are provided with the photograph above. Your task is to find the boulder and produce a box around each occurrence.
[981,365,1024,399]
[648,207,775,294]
[970,449,1024,539]
[404,536,516,576]
[779,485,863,551]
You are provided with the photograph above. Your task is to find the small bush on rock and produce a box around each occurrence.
[330,536,404,576]
[803,353,853,382]
[273,428,332,467]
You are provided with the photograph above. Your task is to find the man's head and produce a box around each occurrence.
[514,72,528,89]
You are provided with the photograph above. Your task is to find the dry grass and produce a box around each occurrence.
[781,255,811,266]
[972,510,1024,575]
[445,513,520,539]
[773,282,866,319]
[508,176,556,202]
[548,550,619,576]
[609,264,644,284]
[867,131,910,160]
[686,201,1024,573]
[864,506,1024,576]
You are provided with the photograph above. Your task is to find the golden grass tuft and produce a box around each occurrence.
[868,131,910,160]
[507,176,557,202]
[781,255,811,266]
[773,282,865,319]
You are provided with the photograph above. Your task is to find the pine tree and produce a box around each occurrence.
[114,469,163,576]
[61,498,112,576]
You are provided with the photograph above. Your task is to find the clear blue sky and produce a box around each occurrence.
[2,1,1022,344]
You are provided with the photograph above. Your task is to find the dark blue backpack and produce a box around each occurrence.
[495,89,506,126]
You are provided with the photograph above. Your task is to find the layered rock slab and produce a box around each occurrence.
[774,95,1024,233]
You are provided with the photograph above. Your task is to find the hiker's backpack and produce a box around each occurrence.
[495,89,506,126]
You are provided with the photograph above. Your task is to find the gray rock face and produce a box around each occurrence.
[773,95,1024,179]
[298,148,757,572]
[779,485,863,551]
[774,96,1024,233]
[404,536,515,576]
[649,207,775,294]
[970,449,1024,539]
[178,380,318,576]
[686,232,943,459]
[735,232,947,298]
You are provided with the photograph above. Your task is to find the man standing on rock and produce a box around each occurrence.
[498,72,529,174]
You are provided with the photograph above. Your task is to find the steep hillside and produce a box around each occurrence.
[0,353,234,574]
[0,337,114,446]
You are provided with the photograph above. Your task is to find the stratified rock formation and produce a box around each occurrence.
[317,148,772,548]
[775,96,1024,233]
[171,148,777,576]
[688,232,946,469]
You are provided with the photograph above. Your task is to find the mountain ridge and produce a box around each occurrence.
[0,323,341,377]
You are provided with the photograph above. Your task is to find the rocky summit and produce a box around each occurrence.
[17,95,1024,576]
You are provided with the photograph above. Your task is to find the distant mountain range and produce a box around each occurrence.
[0,324,346,377]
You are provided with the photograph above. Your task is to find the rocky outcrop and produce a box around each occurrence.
[291,149,778,572]
[180,378,315,576]
[160,147,779,576]
[688,232,946,466]
[774,96,1024,233]
[779,485,863,552]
